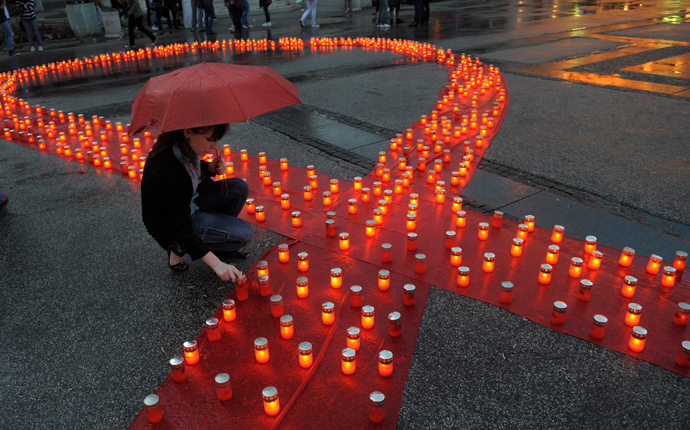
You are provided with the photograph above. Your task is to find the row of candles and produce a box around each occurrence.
[143,254,415,424]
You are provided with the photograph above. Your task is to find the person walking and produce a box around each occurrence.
[409,0,423,27]
[17,0,42,51]
[389,0,402,24]
[299,0,317,28]
[375,0,388,28]
[259,0,271,27]
[240,0,251,29]
[201,0,215,33]
[224,0,241,31]
[126,0,158,49]
[0,0,17,56]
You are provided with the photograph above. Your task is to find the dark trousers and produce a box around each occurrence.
[227,5,241,29]
[422,0,429,21]
[128,14,156,46]
[262,5,270,22]
[412,0,423,23]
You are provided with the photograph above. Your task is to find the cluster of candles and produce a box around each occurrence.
[142,255,417,424]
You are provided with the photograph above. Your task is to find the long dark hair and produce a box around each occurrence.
[148,124,230,162]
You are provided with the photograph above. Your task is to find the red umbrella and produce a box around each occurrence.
[130,62,300,135]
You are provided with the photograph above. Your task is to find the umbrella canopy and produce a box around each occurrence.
[130,62,301,135]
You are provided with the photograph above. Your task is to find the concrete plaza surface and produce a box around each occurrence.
[1,0,690,428]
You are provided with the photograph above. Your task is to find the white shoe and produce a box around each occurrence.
[380,23,390,28]
[38,46,43,51]
[311,24,319,28]
[152,25,159,31]
[30,46,35,52]
[262,22,271,27]
[229,26,235,31]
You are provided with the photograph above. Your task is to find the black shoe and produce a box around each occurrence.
[409,22,419,27]
[299,19,304,28]
[396,18,404,23]
[168,246,189,272]
[8,50,18,56]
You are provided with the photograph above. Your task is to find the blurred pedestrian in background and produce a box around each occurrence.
[299,0,317,28]
[17,0,42,51]
[0,0,16,56]
[126,0,158,48]
[225,0,241,31]
[259,0,271,27]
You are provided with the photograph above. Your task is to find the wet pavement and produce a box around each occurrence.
[1,0,690,428]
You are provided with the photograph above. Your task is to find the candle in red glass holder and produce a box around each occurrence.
[643,254,663,275]
[482,253,495,273]
[588,250,603,270]
[551,225,564,244]
[278,194,290,211]
[388,312,402,337]
[457,266,470,287]
[306,165,315,177]
[619,275,637,298]
[538,264,553,285]
[406,213,417,231]
[403,284,416,306]
[170,356,186,382]
[625,303,642,327]
[258,275,270,297]
[350,285,363,307]
[346,198,358,215]
[375,269,390,291]
[674,302,690,326]
[322,191,332,207]
[515,224,528,240]
[402,234,416,253]
[361,305,375,329]
[354,176,363,191]
[235,279,249,301]
[499,281,513,304]
[577,279,593,301]
[279,158,288,171]
[456,211,467,228]
[551,301,567,325]
[302,186,314,203]
[321,302,336,325]
[590,314,607,340]
[363,220,375,238]
[272,182,282,197]
[257,260,269,278]
[280,315,294,339]
[584,236,597,255]
[524,215,535,232]
[373,209,383,226]
[369,391,385,423]
[262,386,280,416]
[619,247,635,267]
[458,162,468,177]
[342,348,356,375]
[144,394,164,424]
[376,350,394,378]
[373,181,382,196]
[339,232,350,251]
[330,179,339,194]
[206,318,221,341]
[359,188,370,204]
[450,247,463,267]
[674,251,687,272]
[415,254,426,274]
[492,211,503,228]
[278,243,289,263]
[215,373,233,401]
[511,238,524,257]
[183,340,199,365]
[258,151,267,165]
[262,172,271,186]
[254,337,269,363]
[296,276,309,298]
[379,198,389,215]
[245,198,255,214]
[569,258,583,278]
[270,295,284,318]
[378,151,386,164]
[478,222,490,240]
[451,197,463,213]
[662,266,676,287]
[298,342,313,368]
[628,326,647,352]
[409,193,419,206]
[676,341,690,367]
[345,327,361,351]
[325,219,336,237]
[443,231,456,249]
[309,175,319,190]
[435,188,446,204]
[226,162,234,176]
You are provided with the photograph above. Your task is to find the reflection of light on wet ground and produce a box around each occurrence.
[623,53,690,78]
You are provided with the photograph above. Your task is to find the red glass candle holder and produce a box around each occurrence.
[415,254,426,274]
[296,276,309,298]
[457,266,470,288]
[551,225,564,244]
[144,394,164,424]
[619,247,635,267]
[587,250,603,270]
[270,295,284,318]
[590,314,607,340]
[499,281,513,304]
[673,302,690,326]
[169,356,186,382]
[551,301,567,325]
[350,285,363,307]
[628,326,647,352]
[403,284,416,306]
[676,341,690,367]
[280,315,294,339]
[625,303,642,327]
[206,317,221,342]
[347,327,361,351]
[369,392,385,423]
[388,311,402,337]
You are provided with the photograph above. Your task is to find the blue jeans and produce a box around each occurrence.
[175,178,254,255]
[376,0,388,24]
[22,18,42,47]
[300,0,316,26]
[240,0,250,27]
[1,21,13,52]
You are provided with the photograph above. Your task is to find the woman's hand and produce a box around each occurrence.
[203,252,246,282]
[213,261,246,282]
[209,156,226,176]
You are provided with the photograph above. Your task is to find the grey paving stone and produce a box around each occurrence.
[482,37,627,64]
[460,169,542,209]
